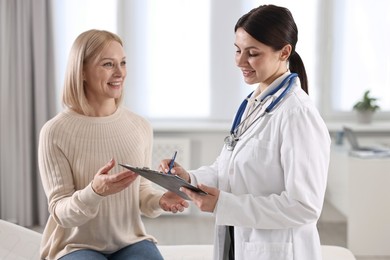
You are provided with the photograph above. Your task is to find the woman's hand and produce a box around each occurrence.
[159,160,190,182]
[180,184,220,213]
[159,191,189,213]
[92,158,138,196]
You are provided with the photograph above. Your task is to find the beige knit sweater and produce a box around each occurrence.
[38,107,164,260]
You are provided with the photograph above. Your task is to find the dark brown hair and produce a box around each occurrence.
[235,5,308,94]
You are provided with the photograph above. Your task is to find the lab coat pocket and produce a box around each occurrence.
[245,138,278,166]
[243,241,293,260]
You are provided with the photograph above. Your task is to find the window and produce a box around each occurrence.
[120,0,210,119]
[55,1,390,123]
[146,0,210,118]
[118,0,319,121]
[53,1,319,121]
[331,0,390,114]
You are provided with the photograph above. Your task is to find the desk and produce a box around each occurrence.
[327,147,390,256]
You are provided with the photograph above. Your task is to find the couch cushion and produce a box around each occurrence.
[321,245,356,260]
[157,244,356,260]
[157,245,213,260]
[0,220,356,260]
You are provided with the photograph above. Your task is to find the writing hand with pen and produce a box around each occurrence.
[159,151,220,213]
[166,151,178,175]
[157,151,189,213]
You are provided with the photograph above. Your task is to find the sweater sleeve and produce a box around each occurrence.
[137,118,164,217]
[38,122,105,228]
[139,177,164,217]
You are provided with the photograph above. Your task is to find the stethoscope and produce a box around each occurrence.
[224,73,298,151]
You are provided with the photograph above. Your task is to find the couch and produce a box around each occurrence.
[0,219,356,259]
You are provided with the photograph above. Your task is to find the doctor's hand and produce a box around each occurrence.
[159,191,189,213]
[158,160,191,183]
[91,158,138,196]
[180,184,220,213]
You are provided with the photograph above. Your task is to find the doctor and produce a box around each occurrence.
[160,4,330,260]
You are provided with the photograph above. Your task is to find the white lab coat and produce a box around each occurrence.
[190,73,331,260]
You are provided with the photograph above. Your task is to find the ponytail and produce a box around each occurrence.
[289,51,308,94]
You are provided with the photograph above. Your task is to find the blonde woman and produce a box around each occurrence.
[38,29,188,260]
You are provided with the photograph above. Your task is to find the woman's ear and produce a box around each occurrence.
[280,44,292,61]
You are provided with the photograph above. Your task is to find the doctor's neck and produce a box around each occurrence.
[259,69,289,92]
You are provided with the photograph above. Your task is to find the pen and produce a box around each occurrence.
[167,151,177,174]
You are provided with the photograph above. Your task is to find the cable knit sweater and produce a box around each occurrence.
[38,107,164,260]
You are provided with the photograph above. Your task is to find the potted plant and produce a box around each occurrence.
[352,90,380,124]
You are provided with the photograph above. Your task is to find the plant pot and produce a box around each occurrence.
[355,110,374,124]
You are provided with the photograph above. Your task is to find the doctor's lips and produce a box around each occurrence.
[242,69,255,77]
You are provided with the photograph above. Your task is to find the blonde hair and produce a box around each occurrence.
[62,29,124,115]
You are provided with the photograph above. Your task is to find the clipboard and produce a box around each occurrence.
[119,163,208,200]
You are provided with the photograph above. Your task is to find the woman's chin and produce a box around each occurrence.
[243,78,258,85]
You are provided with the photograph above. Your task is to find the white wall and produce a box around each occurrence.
[152,122,230,169]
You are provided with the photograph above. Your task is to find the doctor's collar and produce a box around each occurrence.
[257,71,292,101]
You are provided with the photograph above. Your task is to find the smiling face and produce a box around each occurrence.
[83,40,126,114]
[234,28,291,90]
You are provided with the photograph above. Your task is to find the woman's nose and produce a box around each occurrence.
[235,53,246,67]
[114,65,125,77]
